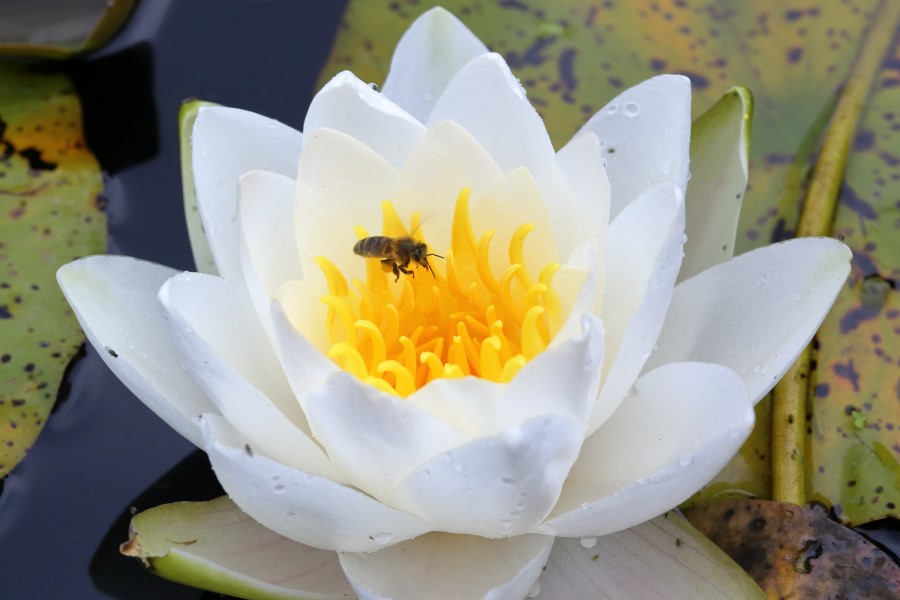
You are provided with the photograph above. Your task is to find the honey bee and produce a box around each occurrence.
[353,236,443,282]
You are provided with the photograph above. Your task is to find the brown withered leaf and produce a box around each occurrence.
[683,499,899,599]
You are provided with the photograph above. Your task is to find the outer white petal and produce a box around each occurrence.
[644,237,852,403]
[537,132,611,284]
[428,53,555,176]
[340,532,553,600]
[391,415,583,537]
[57,256,214,447]
[536,363,754,538]
[305,71,426,169]
[303,371,470,503]
[238,170,303,341]
[192,106,303,283]
[381,6,488,123]
[393,119,504,256]
[295,127,399,287]
[592,182,685,434]
[202,414,433,553]
[573,75,691,219]
[158,272,339,481]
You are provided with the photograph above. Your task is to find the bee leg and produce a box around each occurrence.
[382,259,401,282]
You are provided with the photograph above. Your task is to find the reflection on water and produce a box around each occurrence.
[0,1,346,598]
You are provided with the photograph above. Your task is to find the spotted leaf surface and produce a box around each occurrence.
[0,64,105,476]
[808,30,900,525]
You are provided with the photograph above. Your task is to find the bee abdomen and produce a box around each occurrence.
[353,236,392,257]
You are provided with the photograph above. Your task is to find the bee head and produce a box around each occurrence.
[412,242,444,278]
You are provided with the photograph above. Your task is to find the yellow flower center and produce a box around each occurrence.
[317,188,562,396]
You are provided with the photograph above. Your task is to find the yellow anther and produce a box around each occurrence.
[398,336,417,378]
[380,303,400,352]
[456,321,481,371]
[500,354,526,382]
[321,295,357,346]
[315,256,348,297]
[328,343,367,380]
[420,351,445,382]
[540,263,563,331]
[480,335,503,381]
[377,360,415,397]
[381,200,408,237]
[500,264,523,324]
[354,320,386,374]
[451,188,477,262]
[476,230,501,296]
[364,375,397,395]
[354,225,369,240]
[353,279,381,324]
[521,305,546,360]
[448,336,470,376]
[509,223,536,289]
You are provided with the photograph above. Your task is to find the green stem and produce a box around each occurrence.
[771,0,900,505]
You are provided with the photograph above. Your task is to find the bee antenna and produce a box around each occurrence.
[426,252,444,259]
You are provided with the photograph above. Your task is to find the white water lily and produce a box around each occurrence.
[58,7,850,600]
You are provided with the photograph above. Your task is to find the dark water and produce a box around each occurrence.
[0,1,347,598]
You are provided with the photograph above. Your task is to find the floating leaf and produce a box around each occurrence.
[0,0,138,59]
[684,499,900,597]
[121,496,354,600]
[0,64,105,476]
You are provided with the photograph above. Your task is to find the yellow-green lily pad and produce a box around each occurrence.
[0,63,105,476]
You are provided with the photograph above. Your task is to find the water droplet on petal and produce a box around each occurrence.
[606,104,619,114]
[580,536,598,548]
[373,532,392,545]
[501,476,516,485]
[624,101,640,116]
[273,483,285,494]
[678,455,694,467]
[527,582,541,597]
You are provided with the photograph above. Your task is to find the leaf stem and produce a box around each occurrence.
[771,0,900,505]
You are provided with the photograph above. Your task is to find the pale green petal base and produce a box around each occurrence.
[538,513,765,599]
[122,497,355,600]
[179,99,220,276]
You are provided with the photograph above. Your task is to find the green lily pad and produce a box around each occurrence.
[0,63,105,476]
[539,512,765,599]
[320,0,898,524]
[0,0,138,59]
[121,496,355,600]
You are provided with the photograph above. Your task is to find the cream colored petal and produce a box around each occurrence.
[295,127,399,287]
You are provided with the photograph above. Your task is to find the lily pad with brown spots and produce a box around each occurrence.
[0,64,105,477]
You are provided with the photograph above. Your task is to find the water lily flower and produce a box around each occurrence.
[58,7,850,599]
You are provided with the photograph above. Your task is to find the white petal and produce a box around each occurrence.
[393,119,504,256]
[679,87,752,281]
[238,170,303,341]
[179,100,218,275]
[381,7,488,123]
[391,415,583,537]
[193,106,303,283]
[405,377,501,437]
[202,414,433,552]
[536,362,754,537]
[537,131,611,282]
[158,272,339,480]
[489,314,604,434]
[574,75,691,219]
[304,371,470,503]
[428,53,555,175]
[305,71,426,169]
[340,532,553,600]
[644,237,852,403]
[295,127,399,287]
[270,301,339,411]
[592,182,685,434]
[57,256,214,446]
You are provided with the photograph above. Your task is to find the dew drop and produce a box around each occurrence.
[527,582,541,597]
[580,536,598,548]
[624,101,640,116]
[637,477,649,485]
[678,455,694,467]
[273,483,285,494]
[756,271,770,285]
[501,476,516,485]
[606,104,619,114]
[373,532,392,545]
[581,502,590,510]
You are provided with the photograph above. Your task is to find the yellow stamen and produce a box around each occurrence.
[305,188,569,396]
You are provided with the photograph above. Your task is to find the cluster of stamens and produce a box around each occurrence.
[314,188,561,397]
